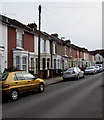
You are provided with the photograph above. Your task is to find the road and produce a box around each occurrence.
[2,72,103,119]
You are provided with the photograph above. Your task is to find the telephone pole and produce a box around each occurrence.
[38,5,41,77]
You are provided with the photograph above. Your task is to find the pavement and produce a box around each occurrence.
[44,76,63,86]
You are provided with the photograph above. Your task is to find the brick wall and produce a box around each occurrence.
[8,27,16,68]
[72,48,77,59]
[57,44,65,56]
[23,32,34,52]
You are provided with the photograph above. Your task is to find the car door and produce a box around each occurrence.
[13,72,29,93]
[23,72,39,91]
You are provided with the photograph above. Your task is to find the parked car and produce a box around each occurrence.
[84,66,96,74]
[62,67,84,80]
[0,71,45,101]
[96,64,103,72]
[95,66,100,73]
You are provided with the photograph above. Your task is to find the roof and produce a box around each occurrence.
[90,49,104,57]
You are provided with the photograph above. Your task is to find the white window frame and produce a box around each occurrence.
[65,47,67,55]
[22,56,27,71]
[16,30,23,48]
[43,40,46,52]
[16,56,20,70]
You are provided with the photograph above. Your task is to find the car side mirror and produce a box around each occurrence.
[33,76,38,80]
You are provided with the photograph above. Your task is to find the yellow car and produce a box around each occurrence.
[0,71,45,101]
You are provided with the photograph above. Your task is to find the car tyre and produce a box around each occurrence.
[10,89,19,101]
[38,83,44,92]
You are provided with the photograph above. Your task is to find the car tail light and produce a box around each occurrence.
[2,84,10,88]
[72,71,75,74]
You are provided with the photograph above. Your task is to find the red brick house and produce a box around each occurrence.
[7,18,35,72]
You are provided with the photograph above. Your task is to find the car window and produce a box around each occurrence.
[67,68,74,72]
[0,73,8,81]
[23,72,35,80]
[14,72,25,81]
[86,67,94,69]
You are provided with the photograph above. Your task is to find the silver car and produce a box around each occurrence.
[62,67,84,80]
[84,66,96,74]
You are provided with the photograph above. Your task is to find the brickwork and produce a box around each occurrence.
[8,27,16,68]
[23,32,34,52]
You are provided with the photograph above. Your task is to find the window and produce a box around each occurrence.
[54,59,56,69]
[16,31,23,48]
[0,54,1,72]
[14,72,25,80]
[65,47,67,55]
[43,40,46,51]
[36,58,38,73]
[47,58,50,69]
[31,58,34,71]
[42,58,46,69]
[22,57,27,71]
[58,59,60,69]
[99,56,101,61]
[16,56,20,70]
[53,44,57,54]
[0,73,8,81]
[55,44,57,54]
[23,72,34,80]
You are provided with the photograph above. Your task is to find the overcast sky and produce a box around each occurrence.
[0,0,103,51]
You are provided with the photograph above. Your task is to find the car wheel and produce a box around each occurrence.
[38,83,44,92]
[10,89,19,101]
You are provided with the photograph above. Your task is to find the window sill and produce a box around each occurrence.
[16,47,24,50]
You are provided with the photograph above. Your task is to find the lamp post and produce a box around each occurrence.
[38,5,41,77]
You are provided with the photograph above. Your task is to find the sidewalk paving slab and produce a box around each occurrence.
[44,76,63,86]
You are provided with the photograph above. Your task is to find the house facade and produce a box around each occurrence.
[7,19,35,72]
[1,14,96,78]
[0,15,8,73]
[30,30,52,78]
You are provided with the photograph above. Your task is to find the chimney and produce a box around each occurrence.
[51,33,58,38]
[65,40,71,44]
[28,23,37,30]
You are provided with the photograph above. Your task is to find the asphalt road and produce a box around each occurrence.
[2,72,103,119]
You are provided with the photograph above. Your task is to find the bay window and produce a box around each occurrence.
[16,56,20,70]
[22,57,27,71]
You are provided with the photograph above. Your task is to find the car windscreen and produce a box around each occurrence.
[97,65,102,67]
[0,73,9,81]
[66,68,74,72]
[86,67,94,70]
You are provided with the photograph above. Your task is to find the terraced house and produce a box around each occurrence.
[0,14,95,78]
[0,15,8,73]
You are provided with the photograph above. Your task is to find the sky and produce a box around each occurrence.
[0,0,103,51]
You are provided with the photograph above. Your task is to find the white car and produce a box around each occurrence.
[95,66,100,73]
[62,67,84,80]
[96,64,103,72]
[84,66,96,74]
